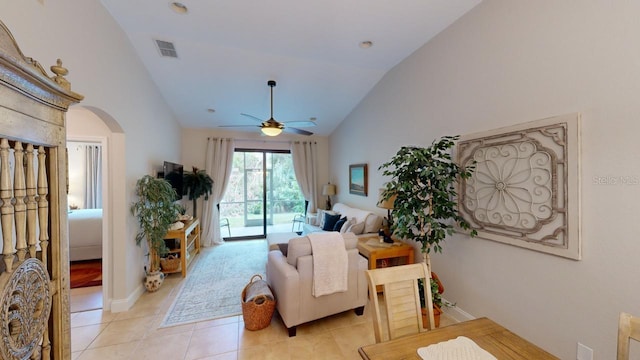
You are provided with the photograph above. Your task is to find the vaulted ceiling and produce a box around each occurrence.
[101,0,481,136]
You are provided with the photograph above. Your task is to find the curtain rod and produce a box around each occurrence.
[207,137,316,145]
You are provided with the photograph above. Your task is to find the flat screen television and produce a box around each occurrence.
[162,161,183,201]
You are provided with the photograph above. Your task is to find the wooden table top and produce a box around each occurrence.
[357,237,414,257]
[358,317,558,360]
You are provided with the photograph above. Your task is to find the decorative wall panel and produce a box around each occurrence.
[457,113,581,260]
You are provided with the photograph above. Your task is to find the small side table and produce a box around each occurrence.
[357,237,415,292]
[357,237,415,270]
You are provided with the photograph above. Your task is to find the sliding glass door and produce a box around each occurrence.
[219,149,304,239]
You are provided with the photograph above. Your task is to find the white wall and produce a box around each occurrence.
[181,128,330,219]
[2,1,182,309]
[331,1,640,358]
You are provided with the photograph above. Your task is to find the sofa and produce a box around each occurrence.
[266,232,368,336]
[302,202,383,238]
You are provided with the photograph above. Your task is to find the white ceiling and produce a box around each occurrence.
[100,0,481,136]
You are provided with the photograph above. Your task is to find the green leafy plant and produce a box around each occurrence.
[418,275,454,310]
[183,166,213,218]
[379,135,477,267]
[130,175,181,273]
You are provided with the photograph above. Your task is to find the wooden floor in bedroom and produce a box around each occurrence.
[70,259,102,289]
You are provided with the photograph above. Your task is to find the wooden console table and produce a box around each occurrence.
[163,218,200,277]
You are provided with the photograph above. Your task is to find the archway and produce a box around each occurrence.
[67,106,125,312]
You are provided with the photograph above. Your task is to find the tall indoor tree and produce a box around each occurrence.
[183,166,214,218]
[379,135,477,270]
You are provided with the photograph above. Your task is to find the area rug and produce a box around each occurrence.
[70,259,102,289]
[160,239,267,328]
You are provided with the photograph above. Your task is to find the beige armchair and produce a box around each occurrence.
[266,232,368,336]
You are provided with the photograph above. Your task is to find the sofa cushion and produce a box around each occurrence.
[364,213,383,234]
[317,210,338,228]
[340,218,354,233]
[347,221,365,235]
[333,217,347,232]
[322,213,342,231]
[333,203,371,225]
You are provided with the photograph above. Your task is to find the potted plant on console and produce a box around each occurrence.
[131,175,181,292]
[183,166,213,219]
[379,135,476,325]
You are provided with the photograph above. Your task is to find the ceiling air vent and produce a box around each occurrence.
[154,39,178,58]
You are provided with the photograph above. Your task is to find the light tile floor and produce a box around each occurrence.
[71,276,456,360]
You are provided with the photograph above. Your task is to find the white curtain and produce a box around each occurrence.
[291,141,318,214]
[84,145,102,209]
[201,138,235,246]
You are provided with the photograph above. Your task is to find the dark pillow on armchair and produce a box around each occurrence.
[277,243,288,256]
[322,213,342,231]
[333,216,347,232]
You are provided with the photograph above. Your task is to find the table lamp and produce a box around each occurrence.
[322,183,336,210]
[377,189,397,238]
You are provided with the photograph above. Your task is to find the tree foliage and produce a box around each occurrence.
[183,166,214,217]
[379,135,477,256]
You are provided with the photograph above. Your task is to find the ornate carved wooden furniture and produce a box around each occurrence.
[0,20,83,359]
[617,312,640,360]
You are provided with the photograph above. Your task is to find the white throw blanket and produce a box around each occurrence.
[308,232,348,297]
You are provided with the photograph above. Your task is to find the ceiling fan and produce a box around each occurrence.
[219,80,316,136]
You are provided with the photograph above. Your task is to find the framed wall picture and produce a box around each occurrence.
[349,163,368,196]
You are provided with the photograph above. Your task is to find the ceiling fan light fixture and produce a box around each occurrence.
[261,127,282,136]
[359,41,373,49]
[170,2,188,14]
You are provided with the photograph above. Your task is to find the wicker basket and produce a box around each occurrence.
[160,255,180,272]
[241,274,276,331]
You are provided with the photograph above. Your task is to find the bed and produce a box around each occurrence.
[69,208,103,261]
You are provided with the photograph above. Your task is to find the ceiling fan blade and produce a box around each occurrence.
[218,125,260,128]
[284,127,314,136]
[282,121,316,128]
[240,113,264,123]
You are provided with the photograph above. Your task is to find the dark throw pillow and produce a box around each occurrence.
[277,243,288,257]
[322,213,342,231]
[333,216,347,232]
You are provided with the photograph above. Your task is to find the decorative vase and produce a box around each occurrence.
[144,270,165,292]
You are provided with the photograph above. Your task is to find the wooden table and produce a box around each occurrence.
[358,317,558,360]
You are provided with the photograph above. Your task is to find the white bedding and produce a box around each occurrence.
[69,208,102,261]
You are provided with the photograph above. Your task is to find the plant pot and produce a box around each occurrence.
[422,305,442,328]
[144,270,165,292]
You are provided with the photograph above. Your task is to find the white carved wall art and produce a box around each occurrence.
[457,113,581,260]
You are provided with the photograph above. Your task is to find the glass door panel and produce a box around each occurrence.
[219,150,305,239]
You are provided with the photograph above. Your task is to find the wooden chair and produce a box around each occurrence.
[366,263,435,343]
[618,312,640,360]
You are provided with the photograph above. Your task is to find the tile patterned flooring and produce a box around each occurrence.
[71,275,456,360]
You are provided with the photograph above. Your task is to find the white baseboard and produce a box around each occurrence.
[110,284,144,313]
[441,297,476,323]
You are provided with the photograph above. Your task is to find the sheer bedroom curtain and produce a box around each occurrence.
[291,141,318,214]
[84,145,102,209]
[201,137,235,246]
